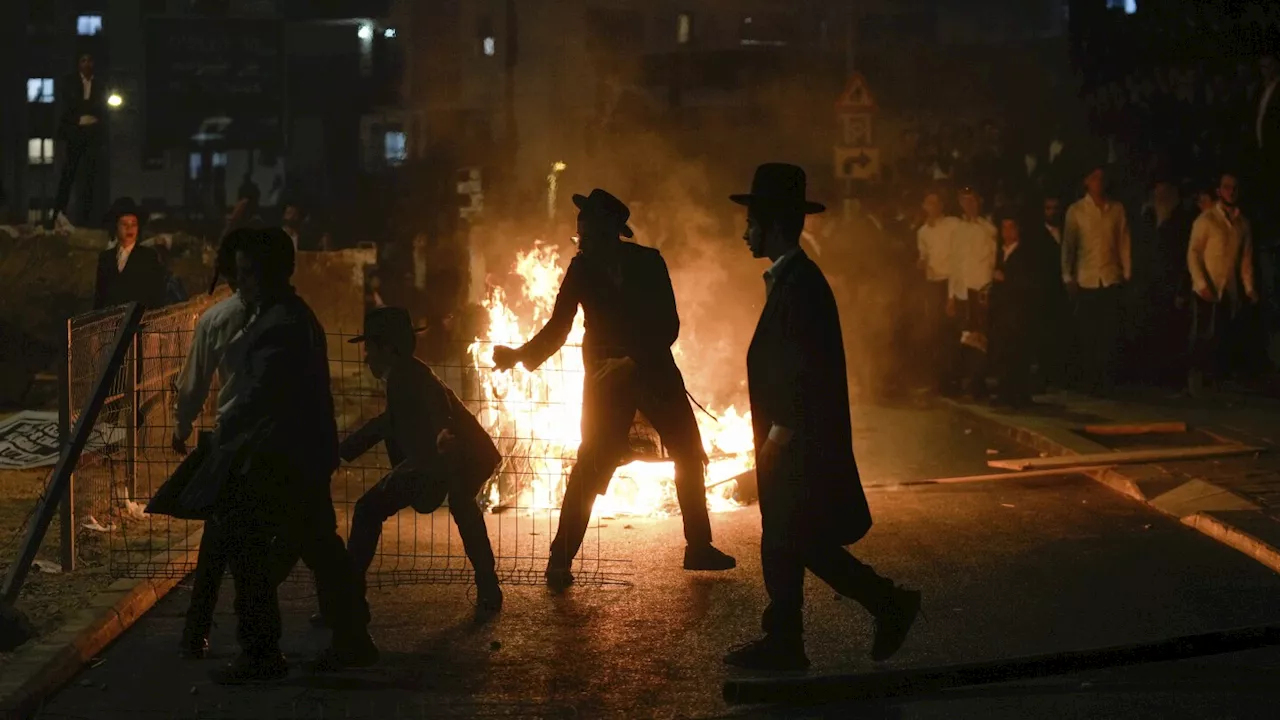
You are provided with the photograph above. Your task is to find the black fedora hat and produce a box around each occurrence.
[572,188,634,238]
[103,197,149,228]
[730,163,826,215]
[348,306,428,346]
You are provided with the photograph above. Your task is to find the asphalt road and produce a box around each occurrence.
[32,406,1280,719]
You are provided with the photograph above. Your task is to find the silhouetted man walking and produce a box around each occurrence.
[725,164,920,671]
[51,53,107,230]
[492,189,735,588]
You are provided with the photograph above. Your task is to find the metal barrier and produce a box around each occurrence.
[64,297,630,587]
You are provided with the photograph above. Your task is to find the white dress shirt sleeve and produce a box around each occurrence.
[173,315,216,442]
[1061,205,1080,285]
[1187,214,1212,297]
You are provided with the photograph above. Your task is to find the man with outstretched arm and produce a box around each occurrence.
[492,188,735,589]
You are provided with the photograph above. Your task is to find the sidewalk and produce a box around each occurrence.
[945,389,1280,575]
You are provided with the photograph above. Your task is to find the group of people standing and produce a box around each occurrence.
[915,161,1258,403]
[156,163,919,682]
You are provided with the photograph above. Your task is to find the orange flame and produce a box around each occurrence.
[467,242,752,518]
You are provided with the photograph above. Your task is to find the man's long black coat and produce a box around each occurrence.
[93,245,167,311]
[747,250,872,546]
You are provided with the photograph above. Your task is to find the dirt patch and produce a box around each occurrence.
[0,466,115,670]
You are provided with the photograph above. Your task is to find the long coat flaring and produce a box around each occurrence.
[747,250,872,546]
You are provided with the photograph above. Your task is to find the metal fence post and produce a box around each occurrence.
[125,332,138,501]
[58,320,75,572]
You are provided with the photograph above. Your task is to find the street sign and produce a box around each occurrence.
[834,147,881,181]
[835,72,877,113]
[841,114,872,147]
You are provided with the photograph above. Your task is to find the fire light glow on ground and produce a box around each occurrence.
[468,242,753,519]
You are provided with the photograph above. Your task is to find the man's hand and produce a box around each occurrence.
[1248,290,1260,304]
[993,269,1006,282]
[437,428,457,454]
[592,357,636,386]
[756,438,784,478]
[492,346,521,371]
[1196,286,1216,302]
[171,433,188,456]
[945,296,957,318]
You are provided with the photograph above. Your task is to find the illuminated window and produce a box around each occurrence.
[384,131,407,165]
[77,15,103,35]
[482,36,496,56]
[28,138,54,165]
[212,152,228,168]
[27,78,54,103]
[1106,0,1137,13]
[188,153,203,180]
[677,13,692,45]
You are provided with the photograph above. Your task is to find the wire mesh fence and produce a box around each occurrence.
[65,299,642,588]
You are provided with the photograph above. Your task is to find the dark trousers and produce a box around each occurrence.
[1190,297,1237,382]
[347,466,497,587]
[992,317,1034,404]
[1074,285,1123,394]
[54,125,102,222]
[760,516,893,636]
[224,487,370,659]
[549,373,711,569]
[923,281,959,392]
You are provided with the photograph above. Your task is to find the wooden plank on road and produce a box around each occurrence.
[988,444,1264,471]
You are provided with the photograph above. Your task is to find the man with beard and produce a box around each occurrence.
[211,228,375,682]
[492,189,735,588]
[724,163,920,671]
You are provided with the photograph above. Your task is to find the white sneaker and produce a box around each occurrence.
[53,212,75,234]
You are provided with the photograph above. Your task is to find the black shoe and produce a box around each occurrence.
[476,583,503,621]
[545,566,574,591]
[871,587,922,661]
[306,635,380,673]
[309,612,327,628]
[683,544,736,571]
[210,653,288,684]
[178,635,209,660]
[724,635,810,671]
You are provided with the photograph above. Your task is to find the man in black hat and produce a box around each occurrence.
[492,188,736,588]
[211,227,375,682]
[50,52,108,230]
[725,163,920,671]
[93,197,167,311]
[340,306,504,617]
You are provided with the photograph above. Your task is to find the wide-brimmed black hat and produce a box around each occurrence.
[348,306,428,346]
[103,197,149,228]
[730,163,826,215]
[572,188,634,238]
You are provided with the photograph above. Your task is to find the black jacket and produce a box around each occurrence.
[520,242,685,393]
[58,73,108,138]
[991,240,1045,337]
[216,290,339,507]
[93,245,167,311]
[747,250,871,546]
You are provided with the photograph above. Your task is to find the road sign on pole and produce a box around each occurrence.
[834,147,881,181]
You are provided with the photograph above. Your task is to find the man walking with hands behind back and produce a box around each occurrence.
[725,163,920,671]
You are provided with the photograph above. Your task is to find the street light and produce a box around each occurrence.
[383,27,396,39]
[357,23,374,41]
[107,92,123,108]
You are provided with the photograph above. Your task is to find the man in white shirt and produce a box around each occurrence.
[916,189,961,393]
[948,186,998,399]
[1062,165,1131,395]
[1187,172,1257,395]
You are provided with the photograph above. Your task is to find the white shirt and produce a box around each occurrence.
[1258,79,1278,148]
[1046,223,1062,245]
[1188,203,1255,304]
[79,75,98,126]
[948,216,997,300]
[917,216,960,282]
[172,293,252,442]
[1062,196,1131,288]
[116,242,134,273]
[1001,241,1020,263]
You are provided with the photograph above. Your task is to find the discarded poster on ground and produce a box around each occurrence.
[0,411,125,470]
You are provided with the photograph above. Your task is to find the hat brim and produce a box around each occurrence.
[572,194,634,238]
[347,326,430,344]
[729,194,826,214]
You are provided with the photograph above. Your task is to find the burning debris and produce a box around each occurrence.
[468,242,754,518]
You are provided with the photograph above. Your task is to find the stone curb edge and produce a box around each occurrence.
[943,400,1280,575]
[0,527,204,720]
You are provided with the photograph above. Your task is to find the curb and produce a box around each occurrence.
[944,399,1280,575]
[0,527,203,720]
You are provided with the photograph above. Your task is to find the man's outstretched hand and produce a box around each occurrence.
[492,346,520,371]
